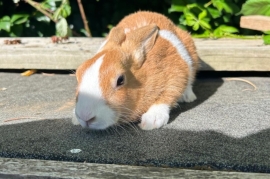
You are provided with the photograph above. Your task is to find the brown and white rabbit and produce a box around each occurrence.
[72,11,199,130]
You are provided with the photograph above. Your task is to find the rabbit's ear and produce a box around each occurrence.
[107,26,126,45]
[125,24,159,68]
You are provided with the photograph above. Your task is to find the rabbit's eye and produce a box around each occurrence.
[116,75,125,87]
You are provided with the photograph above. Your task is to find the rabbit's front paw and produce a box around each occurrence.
[139,104,170,130]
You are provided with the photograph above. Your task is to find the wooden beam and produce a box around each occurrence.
[240,15,270,32]
[1,157,270,178]
[0,37,269,71]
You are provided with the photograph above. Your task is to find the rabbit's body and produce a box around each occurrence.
[73,11,199,130]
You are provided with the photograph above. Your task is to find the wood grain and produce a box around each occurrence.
[0,37,269,71]
[1,157,269,178]
[240,15,270,32]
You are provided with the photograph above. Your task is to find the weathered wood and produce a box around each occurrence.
[1,157,270,179]
[195,38,270,71]
[0,37,269,71]
[240,15,270,32]
[0,38,104,70]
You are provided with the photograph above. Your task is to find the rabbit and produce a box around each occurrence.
[72,11,199,130]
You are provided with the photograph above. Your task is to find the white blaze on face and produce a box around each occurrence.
[75,55,117,130]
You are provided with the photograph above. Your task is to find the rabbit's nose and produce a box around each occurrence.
[75,110,94,122]
[85,116,96,128]
[86,116,96,124]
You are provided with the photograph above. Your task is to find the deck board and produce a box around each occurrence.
[0,38,269,71]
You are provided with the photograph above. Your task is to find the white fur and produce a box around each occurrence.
[75,55,117,129]
[159,30,196,102]
[178,84,197,103]
[139,104,170,130]
[72,108,80,125]
[159,30,193,69]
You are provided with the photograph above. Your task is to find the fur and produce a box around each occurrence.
[74,11,199,130]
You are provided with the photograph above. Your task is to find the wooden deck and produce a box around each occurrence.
[0,37,269,71]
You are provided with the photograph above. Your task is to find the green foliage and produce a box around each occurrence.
[56,17,71,37]
[0,0,169,37]
[0,0,71,37]
[263,34,270,45]
[240,0,270,16]
[52,0,71,37]
[263,31,270,45]
[0,0,269,39]
[0,14,29,36]
[240,0,270,44]
[168,0,242,38]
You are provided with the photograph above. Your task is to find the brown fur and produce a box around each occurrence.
[76,11,199,123]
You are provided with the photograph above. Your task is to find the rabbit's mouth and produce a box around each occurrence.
[73,102,118,130]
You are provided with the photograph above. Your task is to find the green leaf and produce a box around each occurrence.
[56,18,68,37]
[192,22,200,31]
[213,25,239,37]
[168,0,186,13]
[41,0,60,11]
[213,28,222,37]
[212,0,235,13]
[218,25,239,33]
[222,1,234,14]
[41,2,53,10]
[53,0,71,20]
[207,7,221,19]
[187,3,200,10]
[11,14,29,25]
[192,30,211,38]
[186,19,196,26]
[184,8,196,20]
[198,10,207,20]
[179,14,186,25]
[168,5,185,13]
[212,0,225,12]
[263,34,270,45]
[199,20,211,30]
[264,31,270,35]
[0,16,11,32]
[185,13,196,20]
[240,0,270,16]
[60,3,71,18]
[168,4,185,13]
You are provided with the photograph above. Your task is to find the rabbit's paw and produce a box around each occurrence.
[178,85,197,103]
[139,104,170,130]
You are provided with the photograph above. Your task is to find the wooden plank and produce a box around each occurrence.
[0,38,104,70]
[195,38,270,71]
[0,37,270,71]
[1,157,270,178]
[240,15,270,32]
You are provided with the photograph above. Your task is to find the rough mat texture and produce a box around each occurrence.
[0,72,269,173]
